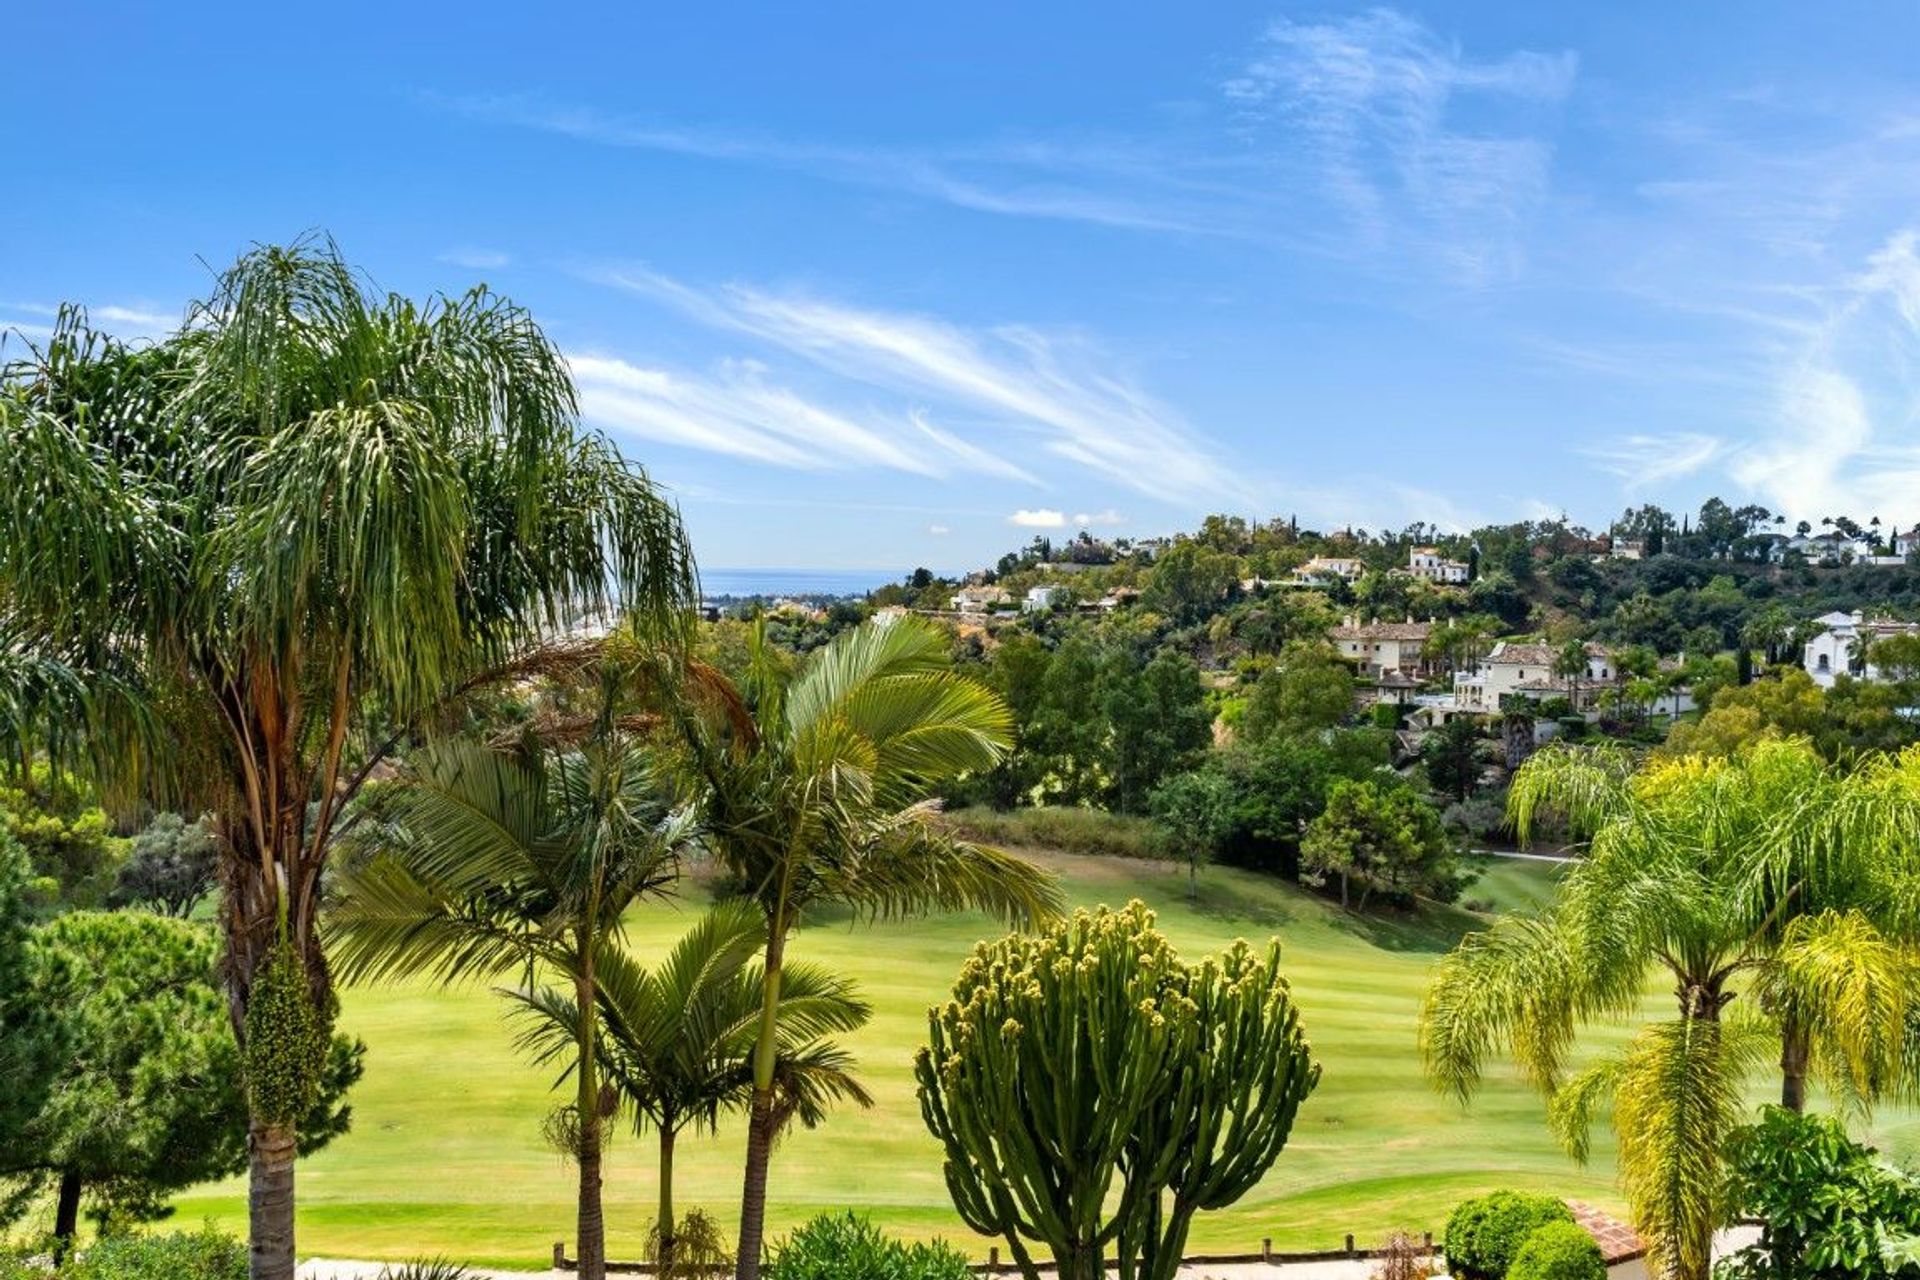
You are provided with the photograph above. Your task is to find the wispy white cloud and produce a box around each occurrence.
[927,523,952,535]
[1072,509,1125,527]
[589,266,1247,505]
[439,247,511,270]
[2,300,175,340]
[1008,508,1068,529]
[1222,10,1575,283]
[568,352,1037,481]
[1582,433,1725,488]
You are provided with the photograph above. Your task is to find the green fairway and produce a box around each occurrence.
[168,851,1920,1267]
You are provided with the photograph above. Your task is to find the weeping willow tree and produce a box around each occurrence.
[1421,739,1920,1280]
[0,239,694,1280]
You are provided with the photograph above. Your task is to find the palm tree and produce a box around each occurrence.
[327,735,695,1280]
[506,900,874,1272]
[0,241,692,1280]
[1421,741,1920,1280]
[659,616,1063,1280]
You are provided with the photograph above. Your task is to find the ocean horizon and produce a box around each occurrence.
[700,566,916,598]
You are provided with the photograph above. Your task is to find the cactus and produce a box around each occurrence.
[914,901,1320,1280]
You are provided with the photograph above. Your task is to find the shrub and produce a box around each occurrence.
[1370,1231,1436,1280]
[1444,1192,1575,1280]
[765,1213,970,1280]
[375,1261,472,1280]
[63,1229,248,1280]
[939,806,1170,860]
[648,1209,733,1278]
[1506,1222,1604,1280]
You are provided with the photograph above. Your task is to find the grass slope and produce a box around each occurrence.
[168,853,1918,1267]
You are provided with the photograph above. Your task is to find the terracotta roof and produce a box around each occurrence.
[1486,641,1610,667]
[1332,622,1432,641]
[1565,1201,1646,1265]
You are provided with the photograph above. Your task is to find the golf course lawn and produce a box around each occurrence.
[169,850,1920,1267]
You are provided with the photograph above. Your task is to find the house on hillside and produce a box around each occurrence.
[1406,546,1470,583]
[1803,610,1920,687]
[1896,524,1920,557]
[1023,585,1064,613]
[1453,641,1619,713]
[1293,556,1366,585]
[1328,617,1431,677]
[948,586,1011,615]
[1609,537,1646,561]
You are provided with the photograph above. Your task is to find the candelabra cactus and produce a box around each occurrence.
[914,900,1320,1280]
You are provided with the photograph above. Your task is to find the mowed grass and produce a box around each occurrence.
[170,852,1920,1267]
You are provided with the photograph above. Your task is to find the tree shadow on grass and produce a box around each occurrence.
[1325,900,1490,955]
[1181,874,1302,932]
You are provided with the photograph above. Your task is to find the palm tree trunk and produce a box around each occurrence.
[576,962,606,1280]
[658,1126,677,1275]
[734,921,787,1280]
[1779,1016,1810,1112]
[52,1169,82,1261]
[248,1119,298,1280]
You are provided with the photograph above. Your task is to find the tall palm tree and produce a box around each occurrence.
[1421,740,1920,1280]
[327,734,695,1280]
[658,617,1062,1280]
[507,899,874,1272]
[0,241,693,1280]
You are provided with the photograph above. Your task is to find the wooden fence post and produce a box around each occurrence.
[1344,1233,1355,1258]
[1261,1238,1271,1264]
[989,1247,999,1274]
[553,1242,567,1269]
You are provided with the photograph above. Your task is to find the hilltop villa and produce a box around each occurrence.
[1407,546,1470,583]
[1803,610,1920,687]
[1328,616,1432,677]
[1452,641,1618,713]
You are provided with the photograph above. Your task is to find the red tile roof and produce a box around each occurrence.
[1566,1201,1646,1264]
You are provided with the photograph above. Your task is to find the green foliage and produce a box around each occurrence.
[1443,1192,1575,1280]
[61,1228,248,1280]
[940,806,1170,860]
[1300,778,1463,910]
[1423,716,1484,803]
[647,1209,732,1279]
[916,901,1318,1280]
[0,766,126,910]
[373,1260,473,1280]
[242,941,331,1128]
[4,910,359,1234]
[0,830,60,1176]
[764,1213,971,1280]
[1101,650,1213,814]
[109,814,218,918]
[1239,643,1354,744]
[1721,1106,1920,1279]
[1506,1222,1605,1280]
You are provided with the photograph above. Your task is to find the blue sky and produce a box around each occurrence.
[8,3,1920,571]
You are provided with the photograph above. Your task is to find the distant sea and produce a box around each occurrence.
[700,567,905,599]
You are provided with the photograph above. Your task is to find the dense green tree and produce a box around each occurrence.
[660,617,1061,1280]
[0,832,60,1202]
[0,241,694,1280]
[507,902,872,1272]
[1422,716,1484,803]
[1239,643,1354,745]
[1148,768,1233,899]
[0,767,125,910]
[1142,541,1238,622]
[1101,650,1211,813]
[3,911,360,1256]
[329,733,694,1280]
[916,902,1318,1280]
[1299,778,1460,910]
[109,813,219,918]
[1027,638,1109,806]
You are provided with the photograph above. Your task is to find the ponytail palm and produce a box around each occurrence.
[0,240,692,1280]
[506,900,874,1270]
[667,617,1062,1280]
[327,734,695,1280]
[1422,739,1920,1280]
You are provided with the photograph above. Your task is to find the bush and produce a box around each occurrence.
[765,1213,970,1280]
[1444,1192,1576,1280]
[63,1229,248,1280]
[940,806,1170,860]
[1507,1222,1604,1280]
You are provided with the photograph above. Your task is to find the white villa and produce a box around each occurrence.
[1453,641,1618,713]
[1023,585,1064,613]
[1293,556,1367,585]
[1802,610,1920,687]
[1896,524,1920,557]
[948,586,1011,615]
[1407,546,1469,583]
[1328,617,1431,677]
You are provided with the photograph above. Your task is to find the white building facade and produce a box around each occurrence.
[1803,610,1920,687]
